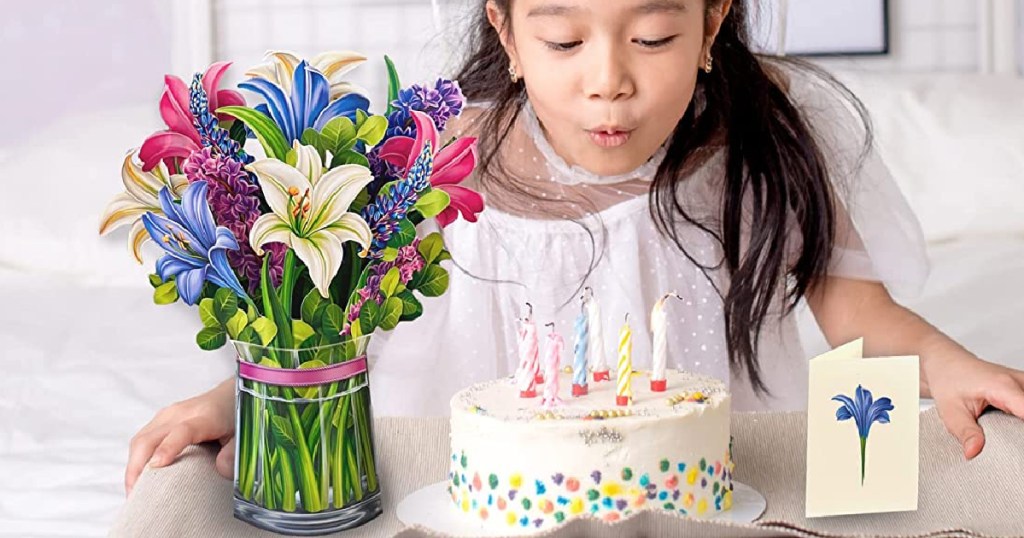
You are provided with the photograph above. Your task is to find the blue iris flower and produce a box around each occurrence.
[239,60,370,143]
[141,182,249,305]
[832,384,895,485]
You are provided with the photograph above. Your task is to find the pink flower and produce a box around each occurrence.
[139,62,246,172]
[378,110,483,228]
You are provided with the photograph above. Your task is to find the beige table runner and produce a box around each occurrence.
[110,407,1024,537]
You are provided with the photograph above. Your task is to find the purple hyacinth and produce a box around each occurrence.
[189,73,252,166]
[183,148,285,292]
[365,78,464,196]
[342,240,426,334]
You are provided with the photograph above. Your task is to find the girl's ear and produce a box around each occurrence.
[486,1,520,69]
[702,0,734,60]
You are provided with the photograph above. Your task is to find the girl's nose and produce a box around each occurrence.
[584,40,635,102]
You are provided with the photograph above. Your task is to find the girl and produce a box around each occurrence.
[125,0,1024,495]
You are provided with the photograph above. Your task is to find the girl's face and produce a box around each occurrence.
[488,0,731,177]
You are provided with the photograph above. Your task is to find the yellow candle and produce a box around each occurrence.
[616,314,633,406]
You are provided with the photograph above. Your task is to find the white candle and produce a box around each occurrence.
[650,292,681,392]
[542,323,564,409]
[584,287,609,381]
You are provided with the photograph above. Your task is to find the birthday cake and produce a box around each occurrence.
[447,368,734,530]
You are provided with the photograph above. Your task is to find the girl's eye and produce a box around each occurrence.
[634,35,678,48]
[544,40,583,52]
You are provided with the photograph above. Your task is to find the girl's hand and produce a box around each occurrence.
[125,378,236,495]
[925,355,1024,460]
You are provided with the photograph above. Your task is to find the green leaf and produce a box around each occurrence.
[418,233,445,265]
[321,304,345,337]
[380,267,401,298]
[270,416,297,449]
[148,274,163,288]
[250,317,278,346]
[300,128,327,163]
[331,150,369,169]
[199,298,219,328]
[385,55,401,116]
[196,327,227,350]
[261,256,292,348]
[379,297,403,331]
[359,299,381,334]
[349,318,363,339]
[300,289,324,326]
[213,288,238,325]
[356,108,368,127]
[292,319,316,346]
[386,218,416,249]
[356,115,387,147]
[236,326,261,346]
[153,280,179,305]
[436,249,452,263]
[322,116,357,154]
[414,189,450,219]
[226,309,248,339]
[216,106,289,161]
[228,117,248,147]
[381,247,399,262]
[415,265,449,297]
[246,303,258,323]
[397,290,423,321]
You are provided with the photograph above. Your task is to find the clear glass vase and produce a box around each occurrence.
[231,335,382,535]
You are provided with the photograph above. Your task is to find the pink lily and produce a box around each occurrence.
[377,110,483,228]
[139,62,246,172]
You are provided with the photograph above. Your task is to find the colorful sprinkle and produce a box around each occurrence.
[489,473,499,490]
[659,459,670,472]
[615,499,628,511]
[621,467,633,481]
[591,470,602,484]
[460,452,468,469]
[678,462,687,472]
[506,511,517,526]
[497,497,507,510]
[519,516,529,527]
[461,495,470,512]
[658,491,668,501]
[713,482,720,495]
[603,512,620,522]
[639,473,650,487]
[571,497,585,514]
[724,490,733,510]
[510,474,522,489]
[554,511,566,523]
[600,482,623,497]
[602,497,614,509]
[479,508,489,520]
[532,518,543,528]
[687,467,699,485]
[509,490,517,501]
[540,500,554,514]
[552,473,564,486]
[487,494,493,506]
[557,496,569,505]
[697,498,708,516]
[701,477,707,489]
[452,474,460,487]
[587,489,600,501]
[700,457,707,471]
[522,498,532,510]
[665,474,678,489]
[683,493,695,508]
[535,480,546,495]
[472,473,482,491]
[566,477,580,492]
[663,502,675,510]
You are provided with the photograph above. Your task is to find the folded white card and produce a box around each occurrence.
[806,338,920,518]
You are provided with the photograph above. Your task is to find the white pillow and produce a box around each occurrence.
[833,71,1024,242]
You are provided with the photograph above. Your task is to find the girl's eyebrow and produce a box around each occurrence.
[527,0,687,18]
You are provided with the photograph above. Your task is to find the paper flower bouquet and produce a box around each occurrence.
[100,51,482,534]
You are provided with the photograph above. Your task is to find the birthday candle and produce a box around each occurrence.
[516,304,540,398]
[542,323,564,409]
[584,287,610,381]
[616,314,633,406]
[651,292,682,391]
[572,304,589,393]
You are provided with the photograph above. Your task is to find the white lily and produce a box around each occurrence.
[245,50,368,101]
[99,150,189,263]
[248,141,374,298]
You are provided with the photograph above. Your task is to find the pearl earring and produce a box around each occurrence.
[703,55,713,74]
[508,64,519,83]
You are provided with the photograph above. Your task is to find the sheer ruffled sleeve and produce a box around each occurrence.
[786,64,931,302]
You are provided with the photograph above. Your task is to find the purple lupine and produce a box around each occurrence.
[343,240,426,333]
[361,143,434,259]
[183,148,285,292]
[189,73,253,166]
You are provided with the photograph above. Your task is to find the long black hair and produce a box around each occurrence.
[450,0,874,398]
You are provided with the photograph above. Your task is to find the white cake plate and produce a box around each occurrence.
[397,480,766,537]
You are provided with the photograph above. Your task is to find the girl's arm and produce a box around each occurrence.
[806,275,1024,460]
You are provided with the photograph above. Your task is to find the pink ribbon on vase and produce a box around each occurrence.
[237,356,368,387]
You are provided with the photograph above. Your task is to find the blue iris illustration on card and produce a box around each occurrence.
[832,384,895,485]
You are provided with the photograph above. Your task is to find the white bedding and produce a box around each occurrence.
[1,235,1023,536]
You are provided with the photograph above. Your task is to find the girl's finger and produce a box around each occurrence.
[936,399,985,460]
[215,437,236,480]
[986,373,1024,420]
[125,431,164,495]
[148,421,202,468]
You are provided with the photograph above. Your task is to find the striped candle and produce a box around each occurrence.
[616,314,633,406]
[572,308,589,392]
[515,305,540,398]
[542,323,564,409]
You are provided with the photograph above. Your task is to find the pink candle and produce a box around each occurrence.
[516,304,540,398]
[541,323,564,409]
